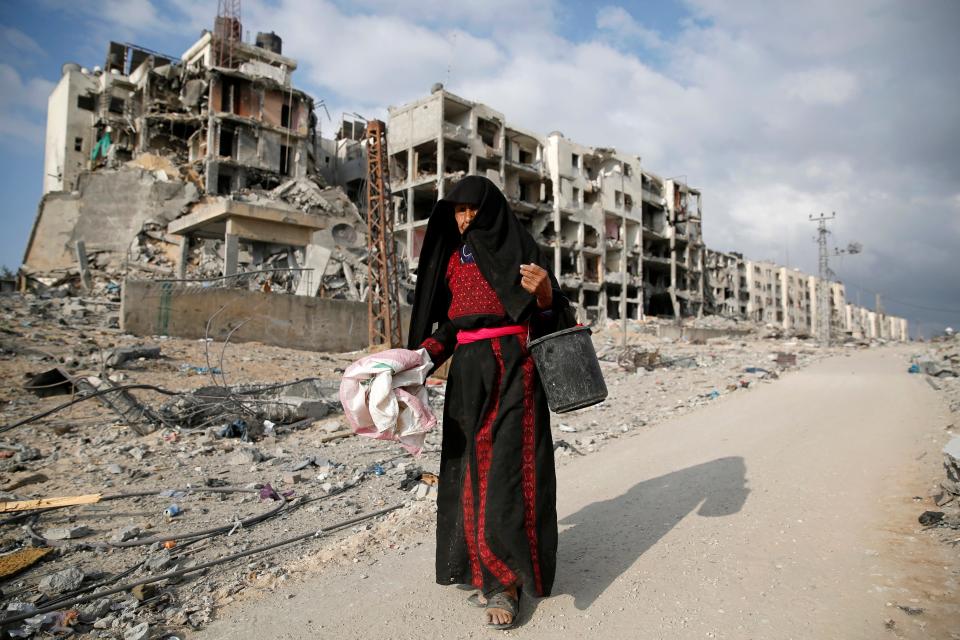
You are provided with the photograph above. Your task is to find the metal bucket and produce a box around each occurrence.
[528,326,607,414]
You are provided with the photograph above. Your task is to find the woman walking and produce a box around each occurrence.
[407,175,576,629]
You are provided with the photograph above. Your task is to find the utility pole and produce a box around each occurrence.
[809,212,835,347]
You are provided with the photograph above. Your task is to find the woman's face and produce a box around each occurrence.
[454,203,478,235]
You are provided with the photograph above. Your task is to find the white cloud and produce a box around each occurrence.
[0,64,55,112]
[0,26,46,58]
[595,5,664,49]
[244,0,504,109]
[341,0,558,31]
[0,65,53,143]
[783,67,859,105]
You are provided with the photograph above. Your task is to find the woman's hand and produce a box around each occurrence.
[520,264,553,309]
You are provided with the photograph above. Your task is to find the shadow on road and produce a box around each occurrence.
[548,456,749,612]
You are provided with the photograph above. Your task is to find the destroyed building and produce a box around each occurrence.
[24,25,370,306]
[383,86,704,324]
[43,29,314,197]
[23,33,909,343]
[376,86,905,339]
[705,253,909,341]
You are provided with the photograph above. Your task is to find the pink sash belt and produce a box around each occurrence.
[456,324,527,345]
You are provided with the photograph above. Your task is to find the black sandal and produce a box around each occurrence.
[485,588,520,630]
[456,584,485,608]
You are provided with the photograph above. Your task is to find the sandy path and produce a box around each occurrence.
[199,347,958,639]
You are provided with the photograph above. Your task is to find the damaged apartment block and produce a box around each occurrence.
[385,85,704,324]
[43,28,314,197]
[379,86,904,339]
[26,22,374,311]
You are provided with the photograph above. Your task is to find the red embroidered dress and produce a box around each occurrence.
[420,245,558,598]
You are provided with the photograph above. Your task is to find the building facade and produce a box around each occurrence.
[43,29,316,199]
[385,87,705,323]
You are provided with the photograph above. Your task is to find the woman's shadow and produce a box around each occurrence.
[525,456,749,618]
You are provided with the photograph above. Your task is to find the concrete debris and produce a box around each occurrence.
[0,270,907,638]
[111,526,142,543]
[124,622,151,640]
[105,345,162,368]
[44,525,94,540]
[941,437,960,499]
[38,566,85,596]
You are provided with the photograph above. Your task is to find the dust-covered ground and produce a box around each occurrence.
[4,291,950,639]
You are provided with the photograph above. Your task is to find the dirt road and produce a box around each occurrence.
[200,347,958,639]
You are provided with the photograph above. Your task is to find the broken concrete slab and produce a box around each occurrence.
[38,566,85,596]
[44,526,94,540]
[105,345,162,368]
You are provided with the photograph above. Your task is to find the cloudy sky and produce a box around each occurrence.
[1,0,957,335]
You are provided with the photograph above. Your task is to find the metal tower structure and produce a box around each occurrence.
[809,212,835,346]
[365,119,402,348]
[215,0,242,68]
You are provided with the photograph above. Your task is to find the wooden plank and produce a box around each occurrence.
[317,429,353,443]
[0,493,102,513]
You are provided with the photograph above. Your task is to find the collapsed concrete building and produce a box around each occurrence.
[42,30,314,197]
[25,26,369,304]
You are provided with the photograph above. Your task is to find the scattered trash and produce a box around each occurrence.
[707,390,720,400]
[164,504,182,519]
[372,463,385,476]
[1,493,103,513]
[131,584,158,602]
[774,352,797,367]
[179,365,223,375]
[258,483,293,501]
[908,363,921,374]
[896,604,924,616]
[613,347,661,372]
[218,418,253,441]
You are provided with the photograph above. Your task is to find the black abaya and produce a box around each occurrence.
[409,176,575,597]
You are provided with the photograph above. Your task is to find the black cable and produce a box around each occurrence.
[0,504,403,626]
[0,384,179,434]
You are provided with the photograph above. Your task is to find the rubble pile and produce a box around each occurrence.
[903,334,960,545]
[0,292,861,636]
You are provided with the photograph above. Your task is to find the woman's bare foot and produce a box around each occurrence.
[485,585,518,626]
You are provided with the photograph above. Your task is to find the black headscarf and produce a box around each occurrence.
[407,176,554,348]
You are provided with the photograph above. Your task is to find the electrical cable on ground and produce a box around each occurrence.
[0,503,403,626]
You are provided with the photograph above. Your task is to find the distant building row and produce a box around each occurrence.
[328,85,906,339]
[706,251,908,341]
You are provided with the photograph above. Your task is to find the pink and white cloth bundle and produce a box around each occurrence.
[338,348,437,454]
